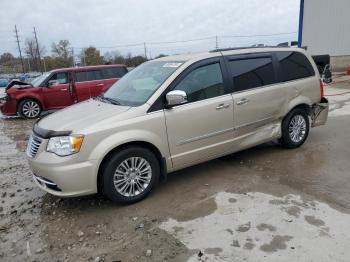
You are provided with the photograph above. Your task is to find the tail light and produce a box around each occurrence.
[319,79,324,98]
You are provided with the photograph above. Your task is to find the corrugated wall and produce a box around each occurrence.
[301,0,350,56]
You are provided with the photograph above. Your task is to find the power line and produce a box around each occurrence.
[220,32,297,38]
[147,36,215,45]
[72,32,297,50]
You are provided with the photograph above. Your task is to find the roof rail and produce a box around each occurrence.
[210,45,293,53]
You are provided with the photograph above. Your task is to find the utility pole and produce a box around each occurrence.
[144,42,147,59]
[72,48,75,66]
[82,48,86,66]
[215,35,219,50]
[27,56,31,72]
[33,27,42,73]
[14,25,25,73]
[42,57,47,72]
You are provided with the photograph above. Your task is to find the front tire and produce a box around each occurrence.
[279,108,310,148]
[18,99,41,119]
[101,146,160,204]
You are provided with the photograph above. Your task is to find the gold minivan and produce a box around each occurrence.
[27,47,329,204]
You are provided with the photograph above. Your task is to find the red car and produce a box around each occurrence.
[0,64,127,119]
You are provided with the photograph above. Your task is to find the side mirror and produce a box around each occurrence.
[166,90,187,107]
[48,80,59,87]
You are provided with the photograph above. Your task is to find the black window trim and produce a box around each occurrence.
[224,52,279,94]
[147,56,232,113]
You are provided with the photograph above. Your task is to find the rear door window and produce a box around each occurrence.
[75,71,87,82]
[86,70,102,81]
[228,57,276,92]
[102,67,127,79]
[276,51,315,82]
[75,70,102,82]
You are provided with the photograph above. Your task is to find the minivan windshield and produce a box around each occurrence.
[31,72,50,87]
[102,60,183,106]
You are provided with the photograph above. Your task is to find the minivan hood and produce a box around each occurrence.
[37,99,131,132]
[6,80,33,90]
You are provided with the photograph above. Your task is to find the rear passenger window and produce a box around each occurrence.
[86,70,102,81]
[75,70,102,82]
[174,63,225,103]
[102,67,127,79]
[228,57,275,92]
[276,52,315,82]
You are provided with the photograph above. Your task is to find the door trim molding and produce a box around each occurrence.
[177,127,234,146]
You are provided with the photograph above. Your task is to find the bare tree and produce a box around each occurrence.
[24,38,45,72]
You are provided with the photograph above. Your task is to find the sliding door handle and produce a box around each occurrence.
[216,103,230,110]
[236,98,249,105]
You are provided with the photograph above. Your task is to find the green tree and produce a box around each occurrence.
[51,40,73,68]
[80,47,103,66]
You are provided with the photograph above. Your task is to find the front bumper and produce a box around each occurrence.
[0,97,17,116]
[28,151,98,197]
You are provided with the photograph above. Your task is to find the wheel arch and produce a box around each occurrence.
[17,96,43,112]
[285,95,312,118]
[289,103,311,115]
[96,140,166,194]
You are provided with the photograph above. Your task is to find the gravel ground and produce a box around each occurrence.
[0,78,350,262]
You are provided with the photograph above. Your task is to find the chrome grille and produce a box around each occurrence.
[26,133,42,158]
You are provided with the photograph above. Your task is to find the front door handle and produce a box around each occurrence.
[61,88,68,91]
[97,83,104,87]
[236,98,249,105]
[216,103,230,110]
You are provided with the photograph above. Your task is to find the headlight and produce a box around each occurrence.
[47,135,84,156]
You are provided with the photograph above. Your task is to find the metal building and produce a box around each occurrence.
[298,0,350,70]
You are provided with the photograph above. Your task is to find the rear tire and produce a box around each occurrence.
[18,99,41,119]
[279,108,310,148]
[101,146,160,204]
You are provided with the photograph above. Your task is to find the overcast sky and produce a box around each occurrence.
[0,0,300,58]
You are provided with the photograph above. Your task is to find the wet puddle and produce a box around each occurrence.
[160,192,350,262]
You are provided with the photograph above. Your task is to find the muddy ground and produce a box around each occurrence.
[1,79,350,262]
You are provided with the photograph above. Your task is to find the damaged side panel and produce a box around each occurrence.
[311,97,329,127]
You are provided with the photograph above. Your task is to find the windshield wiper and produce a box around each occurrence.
[103,97,121,105]
[95,95,120,105]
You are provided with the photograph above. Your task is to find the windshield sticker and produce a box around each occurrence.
[163,62,183,68]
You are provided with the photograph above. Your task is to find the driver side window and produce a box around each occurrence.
[49,72,68,85]
[174,63,225,103]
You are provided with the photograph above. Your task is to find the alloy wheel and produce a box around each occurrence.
[113,157,152,197]
[288,114,307,143]
[22,101,40,118]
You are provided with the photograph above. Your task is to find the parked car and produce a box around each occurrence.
[27,47,329,204]
[0,64,128,118]
[0,78,9,88]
